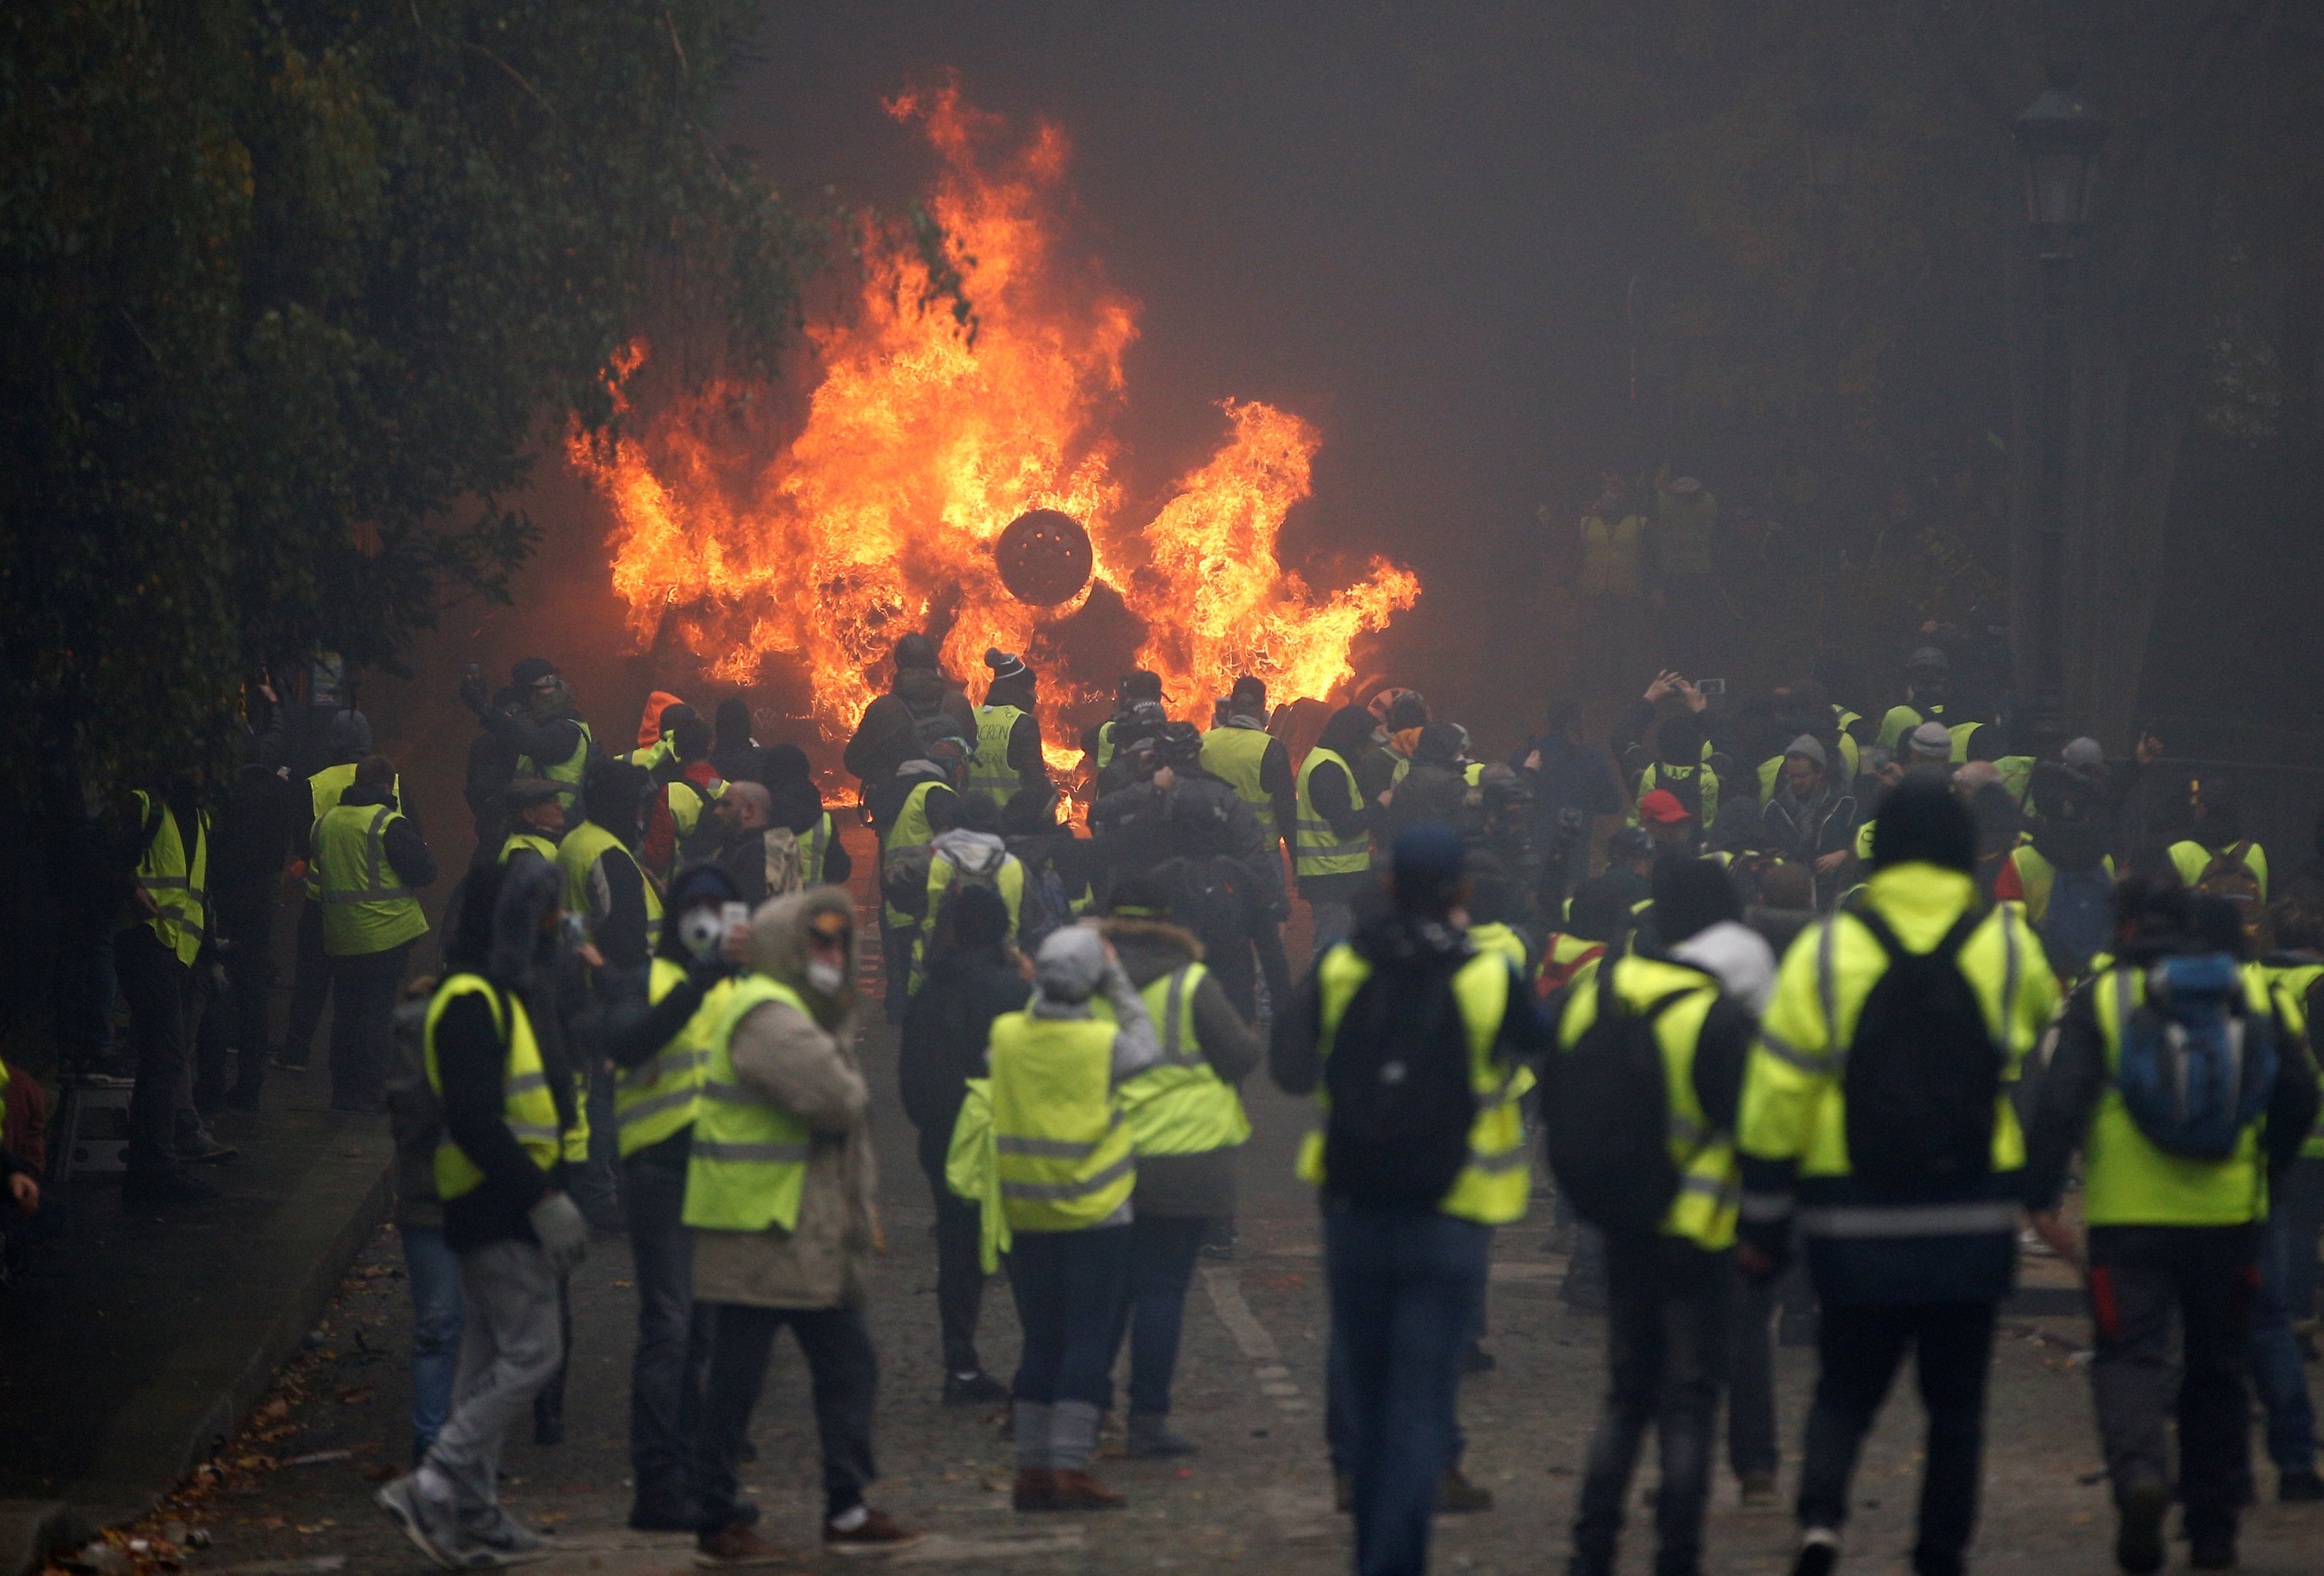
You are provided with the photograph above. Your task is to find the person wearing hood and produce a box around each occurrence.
[586,864,749,1531]
[686,889,921,1559]
[758,742,849,888]
[1738,779,2059,1576]
[1554,855,1760,1576]
[916,791,1025,987]
[559,760,660,970]
[314,755,438,1114]
[967,648,1050,806]
[2025,882,2319,1567]
[898,886,1027,1408]
[621,693,694,771]
[1760,735,1859,910]
[377,858,589,1569]
[843,634,977,800]
[1273,824,1550,1575]
[460,657,597,820]
[1096,874,1264,1459]
[1294,703,1383,957]
[987,924,1163,1512]
[867,727,968,1020]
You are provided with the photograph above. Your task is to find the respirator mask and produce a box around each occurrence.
[677,905,725,959]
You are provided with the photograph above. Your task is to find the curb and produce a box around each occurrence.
[41,1156,394,1559]
[0,1503,94,1576]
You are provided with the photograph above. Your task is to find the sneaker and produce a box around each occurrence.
[122,1170,218,1205]
[943,1370,1010,1407]
[2281,1469,2324,1502]
[1792,1526,1840,1576]
[378,1475,462,1571]
[1012,1469,1056,1512]
[2115,1482,2167,1575]
[1126,1414,1196,1459]
[822,1507,922,1553]
[177,1132,240,1164]
[1047,1469,1126,1510]
[459,1505,551,1562]
[693,1524,796,1569]
[1738,1470,1778,1507]
[1436,1466,1493,1513]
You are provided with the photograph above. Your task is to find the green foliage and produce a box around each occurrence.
[0,0,818,796]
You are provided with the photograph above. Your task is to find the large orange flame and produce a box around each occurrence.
[568,80,1417,773]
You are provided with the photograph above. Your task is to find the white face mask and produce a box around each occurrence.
[805,959,846,997]
[677,907,724,959]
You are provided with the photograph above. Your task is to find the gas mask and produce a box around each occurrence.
[676,905,725,959]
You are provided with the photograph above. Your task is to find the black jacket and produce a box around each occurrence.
[435,983,568,1251]
[337,783,440,896]
[898,940,1029,1159]
[1091,770,1286,919]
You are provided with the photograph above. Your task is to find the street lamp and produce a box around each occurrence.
[2011,65,2110,737]
[2013,67,2110,247]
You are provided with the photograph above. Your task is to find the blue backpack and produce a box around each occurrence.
[2113,954,2277,1159]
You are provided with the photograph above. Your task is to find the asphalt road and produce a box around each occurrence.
[141,1001,2324,1576]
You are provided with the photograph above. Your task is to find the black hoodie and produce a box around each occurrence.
[433,860,576,1251]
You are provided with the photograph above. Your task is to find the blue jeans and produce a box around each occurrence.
[401,1224,465,1464]
[626,1152,714,1496]
[1324,1203,1490,1576]
[2253,1166,2321,1473]
[1010,1226,1133,1409]
[1102,1214,1209,1416]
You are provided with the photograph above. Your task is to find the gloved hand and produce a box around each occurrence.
[527,1191,589,1278]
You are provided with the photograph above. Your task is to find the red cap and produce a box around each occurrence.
[1638,788,1691,824]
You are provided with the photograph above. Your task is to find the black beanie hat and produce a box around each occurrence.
[1869,777,1977,874]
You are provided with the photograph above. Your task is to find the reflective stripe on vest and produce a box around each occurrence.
[1200,725,1277,841]
[1104,962,1252,1159]
[681,975,816,1232]
[1293,748,1370,879]
[313,803,427,957]
[613,957,728,1159]
[988,1011,1136,1230]
[2083,964,2269,1226]
[1298,946,1528,1225]
[967,704,1027,800]
[131,789,209,966]
[1555,955,1735,1248]
[518,719,594,815]
[425,975,560,1200]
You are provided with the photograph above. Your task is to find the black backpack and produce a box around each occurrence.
[1541,959,1697,1235]
[1323,948,1478,1209]
[1840,908,2002,1189]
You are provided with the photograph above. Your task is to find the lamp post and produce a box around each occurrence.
[2012,66,2110,735]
